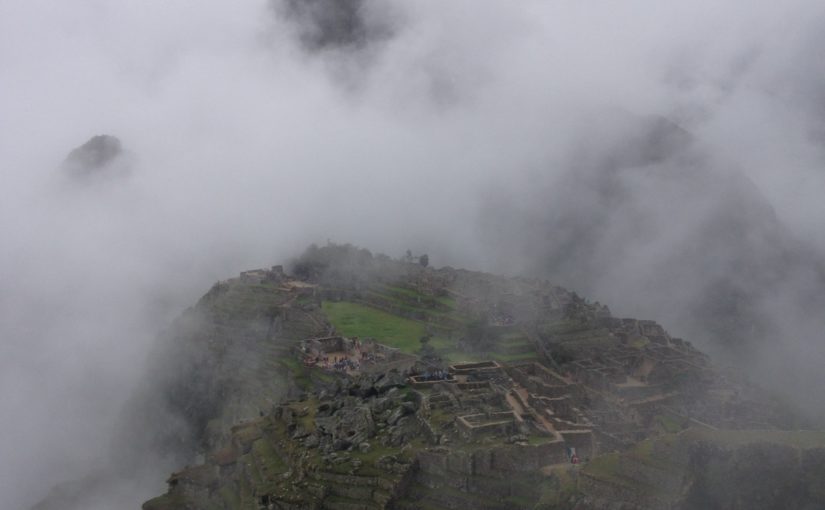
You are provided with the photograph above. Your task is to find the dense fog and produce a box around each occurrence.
[2,1,825,508]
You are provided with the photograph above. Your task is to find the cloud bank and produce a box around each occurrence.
[2,1,825,507]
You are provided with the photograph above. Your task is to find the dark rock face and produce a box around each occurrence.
[63,135,125,175]
[274,0,394,53]
[479,112,825,394]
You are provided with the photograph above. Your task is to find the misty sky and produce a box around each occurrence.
[3,1,825,508]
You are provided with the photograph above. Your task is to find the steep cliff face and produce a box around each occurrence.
[115,266,330,470]
[565,429,825,510]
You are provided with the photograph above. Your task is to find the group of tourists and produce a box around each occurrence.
[330,356,359,372]
[303,353,359,371]
[409,367,452,381]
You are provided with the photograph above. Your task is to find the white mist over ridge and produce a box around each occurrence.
[2,1,825,508]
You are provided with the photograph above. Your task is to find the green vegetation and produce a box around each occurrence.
[381,284,428,301]
[428,336,485,363]
[435,294,457,308]
[251,438,288,477]
[685,428,825,448]
[427,407,456,428]
[575,427,825,508]
[433,335,538,363]
[495,351,539,362]
[372,284,450,309]
[364,284,467,331]
[655,414,685,433]
[539,319,595,336]
[583,437,680,494]
[232,421,263,447]
[584,452,623,484]
[630,336,650,348]
[276,357,312,390]
[535,467,580,508]
[322,299,539,363]
[406,480,532,508]
[527,434,559,446]
[218,485,241,510]
[202,281,287,321]
[322,301,427,352]
[142,493,188,510]
[281,398,319,433]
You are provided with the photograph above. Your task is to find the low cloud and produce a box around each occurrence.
[2,1,825,508]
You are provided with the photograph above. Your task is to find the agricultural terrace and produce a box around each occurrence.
[322,285,539,364]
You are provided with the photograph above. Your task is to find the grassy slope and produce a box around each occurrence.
[581,428,825,498]
[323,299,539,363]
[321,279,547,363]
[322,301,427,352]
[685,428,825,448]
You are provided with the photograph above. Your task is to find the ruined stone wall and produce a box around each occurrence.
[510,369,570,398]
[457,411,517,439]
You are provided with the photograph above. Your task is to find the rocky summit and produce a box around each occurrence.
[55,243,823,510]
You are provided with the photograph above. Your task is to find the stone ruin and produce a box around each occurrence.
[406,359,597,462]
[300,335,417,375]
[290,307,778,463]
[238,266,290,285]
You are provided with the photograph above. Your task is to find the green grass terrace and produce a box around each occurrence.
[321,300,539,364]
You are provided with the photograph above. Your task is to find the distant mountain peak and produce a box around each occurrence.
[62,135,129,178]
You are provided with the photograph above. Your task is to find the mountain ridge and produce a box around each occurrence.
[30,243,824,510]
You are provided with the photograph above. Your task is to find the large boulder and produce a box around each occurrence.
[315,404,375,445]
